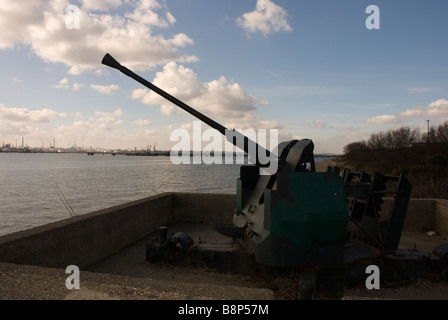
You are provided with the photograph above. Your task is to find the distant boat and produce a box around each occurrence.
[87,152,95,156]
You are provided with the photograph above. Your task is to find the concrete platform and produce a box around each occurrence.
[87,222,448,300]
[1,192,448,300]
[0,261,273,300]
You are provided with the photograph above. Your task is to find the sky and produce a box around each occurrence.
[0,0,447,154]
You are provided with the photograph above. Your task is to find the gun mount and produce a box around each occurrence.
[102,53,448,299]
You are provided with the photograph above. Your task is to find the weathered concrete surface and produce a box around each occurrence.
[0,192,239,271]
[173,193,235,224]
[400,198,436,232]
[397,198,448,237]
[1,191,447,300]
[343,277,448,300]
[0,262,274,300]
[436,199,448,238]
[0,193,174,269]
[1,192,447,272]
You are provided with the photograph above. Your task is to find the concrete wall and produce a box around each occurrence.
[435,199,448,238]
[0,193,174,269]
[401,199,436,232]
[173,193,236,224]
[0,192,447,270]
[382,198,448,234]
[0,192,236,269]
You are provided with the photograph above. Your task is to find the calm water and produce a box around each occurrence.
[0,152,245,236]
[0,152,329,236]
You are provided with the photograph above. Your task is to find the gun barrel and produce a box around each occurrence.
[101,53,271,164]
[102,53,227,135]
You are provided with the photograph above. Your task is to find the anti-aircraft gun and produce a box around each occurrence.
[102,53,347,265]
[102,53,448,298]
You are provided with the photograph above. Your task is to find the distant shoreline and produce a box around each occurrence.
[0,149,341,158]
[315,158,339,172]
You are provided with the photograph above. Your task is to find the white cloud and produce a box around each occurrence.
[125,0,176,27]
[367,115,398,124]
[306,119,329,128]
[53,78,69,88]
[52,117,161,149]
[236,0,292,37]
[0,103,66,124]
[51,108,125,147]
[53,78,84,91]
[258,120,283,130]
[161,104,178,116]
[94,69,107,77]
[90,84,119,95]
[131,88,148,100]
[399,99,448,118]
[0,103,164,150]
[399,107,424,118]
[366,98,448,125]
[180,123,192,131]
[406,87,441,94]
[139,62,204,103]
[0,103,66,144]
[12,77,22,83]
[53,120,99,145]
[55,120,91,136]
[72,83,84,91]
[165,12,176,25]
[91,109,123,124]
[130,61,275,129]
[73,112,84,119]
[81,0,122,11]
[427,99,448,116]
[0,0,198,74]
[134,118,152,126]
[144,128,156,135]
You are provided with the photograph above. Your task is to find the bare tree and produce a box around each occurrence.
[434,121,448,143]
[367,127,420,150]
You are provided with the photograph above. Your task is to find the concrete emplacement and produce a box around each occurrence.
[0,192,447,300]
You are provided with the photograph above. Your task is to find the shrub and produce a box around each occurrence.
[340,122,448,199]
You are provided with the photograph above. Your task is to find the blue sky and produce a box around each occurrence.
[0,0,447,153]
